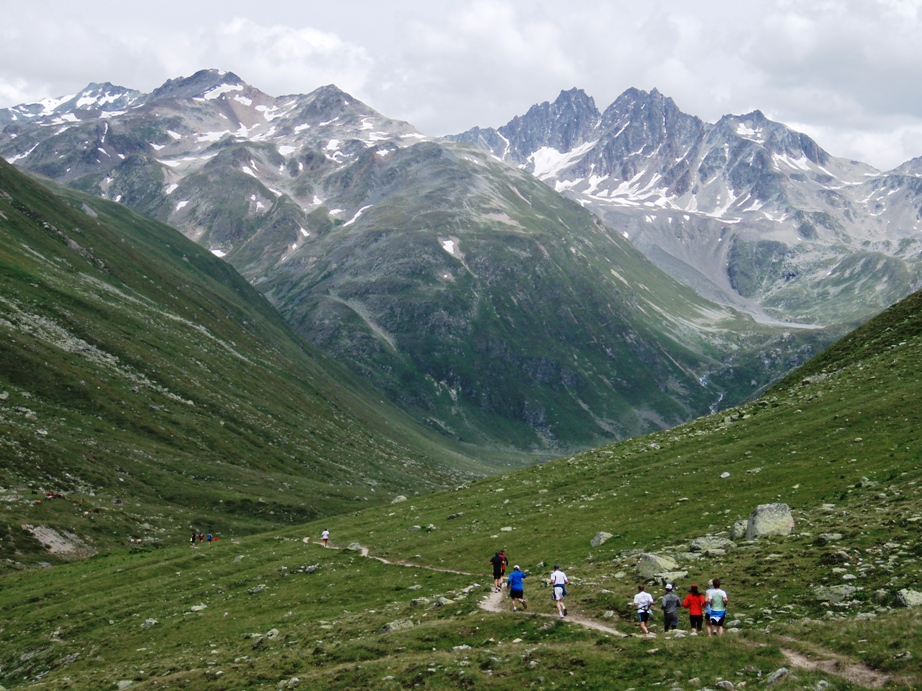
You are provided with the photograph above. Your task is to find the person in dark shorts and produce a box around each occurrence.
[661,583,681,631]
[499,549,508,581]
[632,584,654,634]
[506,565,528,611]
[490,551,505,591]
[682,583,706,635]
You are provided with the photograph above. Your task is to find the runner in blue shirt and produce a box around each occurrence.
[506,565,528,611]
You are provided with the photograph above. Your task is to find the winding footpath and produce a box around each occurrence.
[323,542,892,688]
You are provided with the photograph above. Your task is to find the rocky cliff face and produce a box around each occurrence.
[0,73,827,450]
[451,87,922,327]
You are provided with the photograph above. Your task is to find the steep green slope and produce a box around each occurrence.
[2,277,920,687]
[0,159,509,569]
[260,141,828,451]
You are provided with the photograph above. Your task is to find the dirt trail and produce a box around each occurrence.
[478,587,628,638]
[326,542,626,636]
[328,543,892,687]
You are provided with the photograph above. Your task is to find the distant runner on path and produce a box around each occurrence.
[507,565,528,612]
[550,564,569,618]
[321,529,330,547]
[490,551,505,592]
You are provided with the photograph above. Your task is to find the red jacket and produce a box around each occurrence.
[683,593,706,616]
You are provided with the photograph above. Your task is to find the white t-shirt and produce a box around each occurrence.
[550,570,568,587]
[321,530,330,540]
[633,591,655,611]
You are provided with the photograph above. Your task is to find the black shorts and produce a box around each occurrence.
[709,612,726,626]
[510,589,524,599]
[493,570,503,579]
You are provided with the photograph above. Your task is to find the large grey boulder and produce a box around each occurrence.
[591,532,613,547]
[745,503,794,538]
[895,589,922,607]
[636,553,678,579]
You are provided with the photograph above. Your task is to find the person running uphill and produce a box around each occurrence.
[507,565,528,611]
[682,583,706,635]
[321,529,330,547]
[550,565,569,618]
[707,578,729,635]
[632,584,655,635]
[661,583,680,631]
[490,552,505,592]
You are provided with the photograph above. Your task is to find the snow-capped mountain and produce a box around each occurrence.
[0,72,836,449]
[450,87,922,326]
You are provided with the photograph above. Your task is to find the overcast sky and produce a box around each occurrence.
[2,0,922,169]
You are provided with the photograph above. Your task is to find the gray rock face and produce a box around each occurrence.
[344,542,364,552]
[895,589,922,607]
[636,553,679,579]
[813,585,856,603]
[689,536,734,552]
[745,503,794,538]
[591,532,613,547]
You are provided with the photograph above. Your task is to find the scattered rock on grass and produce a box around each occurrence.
[765,667,788,685]
[391,495,407,503]
[729,521,748,540]
[636,553,678,579]
[895,589,922,607]
[591,532,613,547]
[344,543,363,552]
[813,585,856,603]
[815,533,844,545]
[141,618,158,628]
[745,503,794,538]
[689,536,734,552]
[381,619,415,633]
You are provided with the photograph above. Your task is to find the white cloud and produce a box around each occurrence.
[3,0,922,168]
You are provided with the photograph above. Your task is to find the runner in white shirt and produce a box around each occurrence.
[550,565,569,618]
[321,529,330,547]
[632,584,655,634]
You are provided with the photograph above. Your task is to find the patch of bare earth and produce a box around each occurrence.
[21,524,97,558]
[780,645,890,689]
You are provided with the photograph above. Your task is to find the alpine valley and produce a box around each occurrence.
[1,70,913,451]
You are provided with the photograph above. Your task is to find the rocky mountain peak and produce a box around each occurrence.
[147,69,246,103]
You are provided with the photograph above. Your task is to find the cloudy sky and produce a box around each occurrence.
[2,0,922,169]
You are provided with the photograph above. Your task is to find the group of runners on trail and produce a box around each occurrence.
[189,531,216,546]
[492,551,728,634]
[633,579,728,635]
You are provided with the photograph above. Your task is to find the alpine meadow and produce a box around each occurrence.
[1,50,922,691]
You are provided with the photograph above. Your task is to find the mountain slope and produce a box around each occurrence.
[2,263,921,689]
[0,157,500,567]
[451,87,922,327]
[0,72,828,450]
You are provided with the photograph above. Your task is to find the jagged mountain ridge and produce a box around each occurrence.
[450,87,922,326]
[0,71,827,450]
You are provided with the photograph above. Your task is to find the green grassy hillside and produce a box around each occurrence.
[0,159,515,570]
[2,257,920,687]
